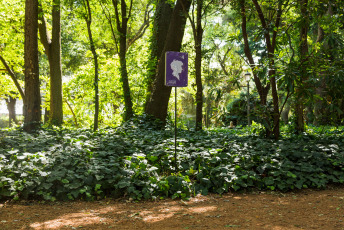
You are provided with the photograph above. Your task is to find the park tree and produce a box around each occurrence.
[0,57,24,126]
[0,56,25,101]
[291,0,310,133]
[236,0,288,139]
[100,0,151,121]
[145,0,192,124]
[112,0,134,121]
[2,0,344,130]
[81,0,100,131]
[0,75,20,126]
[5,96,18,126]
[145,0,173,108]
[311,0,344,125]
[0,0,26,125]
[184,0,227,130]
[185,0,205,130]
[278,0,344,128]
[24,0,41,132]
[38,0,63,126]
[201,16,245,127]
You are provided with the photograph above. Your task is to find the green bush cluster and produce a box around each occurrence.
[0,122,344,201]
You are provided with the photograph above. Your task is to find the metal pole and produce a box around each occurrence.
[247,80,250,126]
[174,87,177,173]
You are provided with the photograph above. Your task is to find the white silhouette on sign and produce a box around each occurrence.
[171,59,183,80]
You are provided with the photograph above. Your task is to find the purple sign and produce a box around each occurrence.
[165,51,188,87]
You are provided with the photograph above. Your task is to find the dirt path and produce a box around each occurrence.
[1,186,344,230]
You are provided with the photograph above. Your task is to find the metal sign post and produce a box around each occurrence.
[165,51,188,173]
[174,86,177,172]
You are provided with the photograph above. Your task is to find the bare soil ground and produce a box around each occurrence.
[1,186,344,230]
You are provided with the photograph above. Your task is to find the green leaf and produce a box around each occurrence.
[61,179,70,184]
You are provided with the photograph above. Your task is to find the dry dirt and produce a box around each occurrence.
[1,186,344,230]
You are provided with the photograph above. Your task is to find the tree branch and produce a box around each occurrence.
[128,0,133,20]
[252,0,273,54]
[0,54,25,100]
[112,0,121,31]
[127,4,152,49]
[99,0,119,54]
[38,4,52,59]
[272,0,285,52]
[240,0,270,104]
[217,47,231,76]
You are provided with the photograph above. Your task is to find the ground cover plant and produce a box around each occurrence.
[1,117,344,202]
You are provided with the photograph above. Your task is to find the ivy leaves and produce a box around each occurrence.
[0,125,343,201]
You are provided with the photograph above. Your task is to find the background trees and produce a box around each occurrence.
[0,0,343,133]
[38,0,63,126]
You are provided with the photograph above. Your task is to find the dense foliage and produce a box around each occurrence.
[2,0,343,133]
[1,121,343,201]
[1,0,344,202]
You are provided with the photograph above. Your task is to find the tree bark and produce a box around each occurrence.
[24,0,41,132]
[84,0,99,131]
[50,0,63,126]
[294,0,309,133]
[314,1,331,125]
[145,0,192,123]
[145,0,173,110]
[194,0,204,131]
[240,0,269,105]
[252,0,282,139]
[5,96,17,127]
[113,0,134,121]
[240,0,283,139]
[38,0,63,126]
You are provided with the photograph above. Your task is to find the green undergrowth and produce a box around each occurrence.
[0,120,344,201]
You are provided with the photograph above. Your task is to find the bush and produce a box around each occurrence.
[0,125,344,201]
[221,92,260,126]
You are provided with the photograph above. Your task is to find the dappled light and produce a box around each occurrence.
[30,212,106,229]
[28,199,218,228]
[2,189,344,229]
[1,0,344,229]
[188,206,217,214]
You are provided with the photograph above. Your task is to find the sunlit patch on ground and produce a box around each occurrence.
[188,206,217,213]
[30,212,109,229]
[1,187,344,230]
[142,212,175,223]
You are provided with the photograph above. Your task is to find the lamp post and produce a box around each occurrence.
[245,72,251,126]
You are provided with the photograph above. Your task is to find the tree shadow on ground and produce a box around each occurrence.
[1,187,344,230]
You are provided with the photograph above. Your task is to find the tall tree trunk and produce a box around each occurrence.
[84,0,99,131]
[240,0,271,134]
[145,0,173,109]
[113,0,133,121]
[50,0,63,126]
[5,96,17,127]
[270,66,280,139]
[294,0,309,133]
[119,30,133,121]
[24,0,41,132]
[194,0,203,131]
[242,0,283,139]
[240,0,270,105]
[145,0,192,123]
[195,39,203,131]
[38,0,63,126]
[281,103,290,124]
[314,1,332,125]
